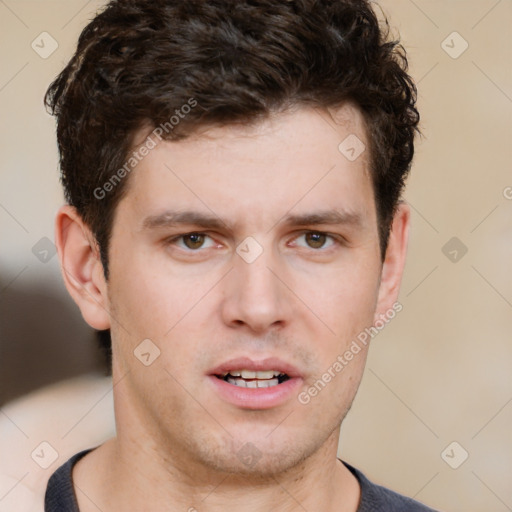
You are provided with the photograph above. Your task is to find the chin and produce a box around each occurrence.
[203,448,309,478]
[186,429,324,478]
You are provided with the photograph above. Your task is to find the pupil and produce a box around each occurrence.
[306,232,325,248]
[184,233,204,249]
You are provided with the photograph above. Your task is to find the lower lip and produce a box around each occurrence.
[208,375,303,410]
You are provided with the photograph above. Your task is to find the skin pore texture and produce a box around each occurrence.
[55,105,410,511]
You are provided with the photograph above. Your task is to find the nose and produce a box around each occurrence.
[220,244,292,334]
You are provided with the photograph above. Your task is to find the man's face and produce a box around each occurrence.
[105,106,386,475]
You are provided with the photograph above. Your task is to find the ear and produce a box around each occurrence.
[55,205,111,330]
[374,201,410,321]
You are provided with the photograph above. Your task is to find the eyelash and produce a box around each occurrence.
[166,230,340,252]
[166,232,218,252]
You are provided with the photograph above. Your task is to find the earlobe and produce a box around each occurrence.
[374,202,410,323]
[55,205,111,330]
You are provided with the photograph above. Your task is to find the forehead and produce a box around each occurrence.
[118,105,375,229]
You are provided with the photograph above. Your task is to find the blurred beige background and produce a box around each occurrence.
[0,1,511,511]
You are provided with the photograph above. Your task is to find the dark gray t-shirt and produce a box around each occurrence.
[44,449,439,511]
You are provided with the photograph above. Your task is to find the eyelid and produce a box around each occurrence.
[166,231,220,250]
[288,230,342,249]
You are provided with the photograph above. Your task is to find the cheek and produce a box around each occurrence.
[109,273,168,342]
[331,281,378,335]
[108,253,215,340]
[107,256,226,386]
[300,261,380,342]
[108,264,207,399]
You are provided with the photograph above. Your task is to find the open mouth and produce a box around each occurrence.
[216,370,291,388]
[209,359,302,408]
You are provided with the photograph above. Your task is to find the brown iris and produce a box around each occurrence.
[305,232,327,249]
[183,233,206,249]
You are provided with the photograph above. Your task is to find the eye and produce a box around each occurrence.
[173,232,216,250]
[294,231,335,250]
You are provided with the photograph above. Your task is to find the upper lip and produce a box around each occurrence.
[209,357,303,379]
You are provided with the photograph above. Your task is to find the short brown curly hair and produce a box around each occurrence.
[45,0,419,278]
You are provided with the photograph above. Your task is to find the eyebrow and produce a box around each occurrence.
[141,210,227,231]
[280,210,363,229]
[140,208,363,232]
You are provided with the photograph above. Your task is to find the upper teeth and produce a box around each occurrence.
[224,370,282,379]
